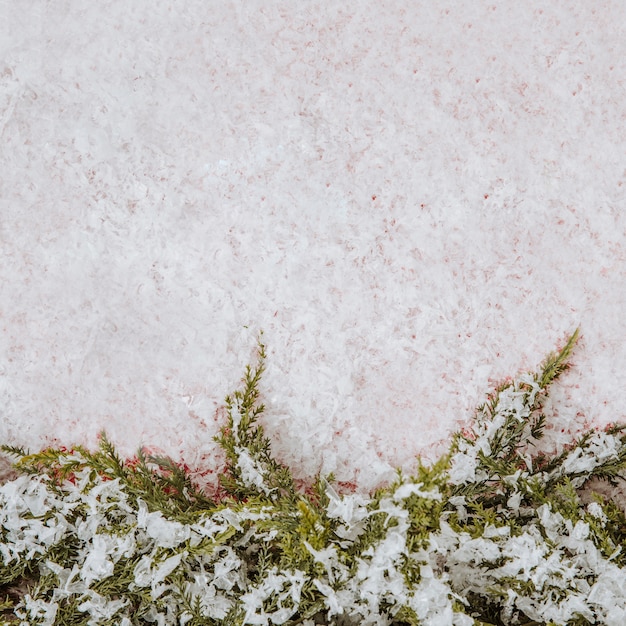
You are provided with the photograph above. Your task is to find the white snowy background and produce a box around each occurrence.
[1,1,625,491]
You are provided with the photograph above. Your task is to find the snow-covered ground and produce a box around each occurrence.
[1,1,625,491]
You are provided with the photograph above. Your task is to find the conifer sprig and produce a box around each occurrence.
[214,335,297,502]
[2,328,626,625]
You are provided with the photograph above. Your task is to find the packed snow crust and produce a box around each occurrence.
[1,1,625,490]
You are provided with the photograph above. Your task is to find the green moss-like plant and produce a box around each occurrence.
[1,328,626,625]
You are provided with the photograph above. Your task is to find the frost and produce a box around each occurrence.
[80,535,115,585]
[146,512,189,548]
[409,568,457,625]
[312,579,344,616]
[587,501,607,522]
[448,448,478,485]
[240,568,306,625]
[213,548,243,591]
[325,488,369,525]
[393,481,442,502]
[16,595,58,626]
[455,536,501,565]
[77,591,127,623]
[235,446,271,495]
[153,553,184,585]
[133,551,185,602]
[558,431,622,484]
[305,542,346,584]
[183,577,233,620]
[507,490,522,512]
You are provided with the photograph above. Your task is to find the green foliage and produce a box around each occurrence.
[1,328,626,625]
[5,432,216,520]
[214,336,297,504]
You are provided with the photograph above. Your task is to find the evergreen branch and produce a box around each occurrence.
[537,326,580,389]
[3,328,626,625]
[215,334,297,503]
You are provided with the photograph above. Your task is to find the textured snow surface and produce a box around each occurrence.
[1,1,625,491]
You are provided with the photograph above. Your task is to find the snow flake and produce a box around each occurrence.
[393,481,442,502]
[133,551,184,597]
[16,595,58,626]
[587,501,607,522]
[235,446,271,495]
[448,448,478,485]
[325,487,369,526]
[80,535,115,585]
[77,590,128,623]
[137,500,190,548]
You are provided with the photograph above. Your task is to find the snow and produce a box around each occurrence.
[235,445,273,495]
[1,1,625,491]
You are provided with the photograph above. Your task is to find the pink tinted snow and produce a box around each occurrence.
[0,2,625,491]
